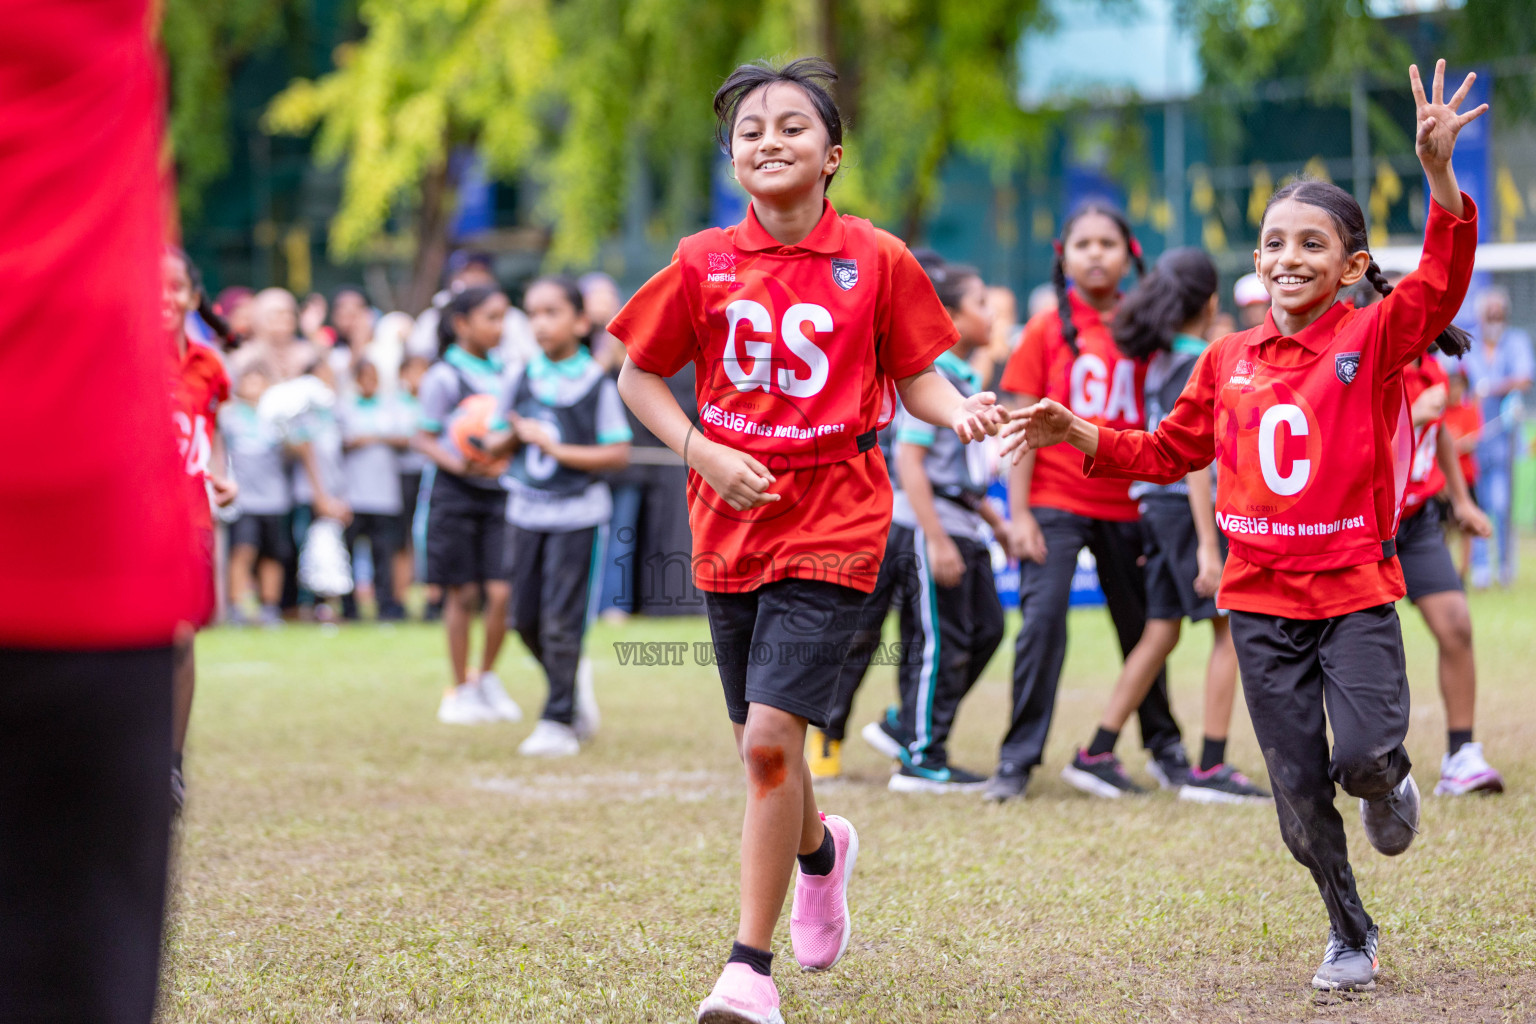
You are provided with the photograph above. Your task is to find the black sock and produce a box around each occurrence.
[171,750,183,772]
[1086,727,1119,757]
[1199,737,1226,773]
[728,940,773,977]
[797,823,836,876]
[1448,729,1473,756]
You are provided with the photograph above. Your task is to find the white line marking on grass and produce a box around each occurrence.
[471,770,734,804]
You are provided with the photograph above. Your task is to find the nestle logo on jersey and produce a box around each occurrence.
[1226,359,1255,387]
[706,251,737,283]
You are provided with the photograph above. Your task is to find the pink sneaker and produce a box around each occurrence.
[789,813,859,971]
[695,962,783,1024]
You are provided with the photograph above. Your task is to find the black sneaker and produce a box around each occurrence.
[1311,925,1380,991]
[1061,748,1147,798]
[1147,742,1192,790]
[983,763,1029,803]
[888,762,989,794]
[1178,763,1272,804]
[1360,773,1421,856]
[859,706,909,760]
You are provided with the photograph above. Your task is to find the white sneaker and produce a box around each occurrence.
[436,683,499,725]
[477,671,523,722]
[573,656,600,741]
[1435,741,1505,795]
[518,719,581,758]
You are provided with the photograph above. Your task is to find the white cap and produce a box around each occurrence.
[1233,273,1268,307]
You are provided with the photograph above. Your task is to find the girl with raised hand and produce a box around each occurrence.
[1057,247,1270,804]
[609,58,1004,1024]
[988,200,1188,803]
[1004,60,1484,992]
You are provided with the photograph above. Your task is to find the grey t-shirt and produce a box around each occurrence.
[1130,339,1205,500]
[218,399,291,515]
[289,402,346,506]
[339,395,406,515]
[891,350,992,541]
[394,393,429,474]
[417,345,507,491]
[493,349,632,532]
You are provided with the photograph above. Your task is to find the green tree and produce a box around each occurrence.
[265,0,1049,306]
[161,0,305,217]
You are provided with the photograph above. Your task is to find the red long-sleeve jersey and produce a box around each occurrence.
[1084,195,1478,619]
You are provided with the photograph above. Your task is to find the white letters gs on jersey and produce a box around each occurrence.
[723,300,832,399]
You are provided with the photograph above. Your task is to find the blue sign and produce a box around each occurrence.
[710,152,748,229]
[987,479,1106,609]
[449,149,493,240]
[1440,66,1491,243]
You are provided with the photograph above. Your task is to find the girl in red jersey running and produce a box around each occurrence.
[988,201,1188,803]
[1006,61,1485,992]
[163,246,240,811]
[609,59,1005,1024]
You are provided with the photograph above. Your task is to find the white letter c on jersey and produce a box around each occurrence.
[1259,403,1310,496]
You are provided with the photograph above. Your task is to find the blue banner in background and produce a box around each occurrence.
[711,153,747,229]
[987,480,1105,609]
[449,149,493,241]
[1442,66,1491,244]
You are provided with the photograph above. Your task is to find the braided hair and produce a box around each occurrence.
[165,245,236,347]
[1260,179,1470,357]
[1112,247,1218,361]
[1050,201,1145,356]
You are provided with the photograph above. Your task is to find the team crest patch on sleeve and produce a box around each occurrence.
[1335,352,1361,385]
[831,257,858,291]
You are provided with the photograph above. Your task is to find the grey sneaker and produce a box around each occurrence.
[983,764,1029,803]
[1146,742,1192,790]
[1360,773,1421,856]
[1311,925,1379,991]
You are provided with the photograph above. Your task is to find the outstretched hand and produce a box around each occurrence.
[1412,59,1488,174]
[997,398,1078,464]
[950,391,1009,443]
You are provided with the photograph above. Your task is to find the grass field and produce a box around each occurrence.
[165,557,1536,1023]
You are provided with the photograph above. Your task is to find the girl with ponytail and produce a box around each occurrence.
[162,245,239,812]
[1007,60,1486,991]
[988,200,1189,804]
[1059,247,1269,804]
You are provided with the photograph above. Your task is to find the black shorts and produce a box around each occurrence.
[424,472,508,586]
[398,471,424,540]
[1140,496,1224,623]
[229,512,293,563]
[0,646,172,1024]
[1397,503,1462,601]
[704,578,869,728]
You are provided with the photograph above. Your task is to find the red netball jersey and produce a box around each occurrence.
[1210,308,1410,571]
[1083,192,1478,618]
[1400,357,1449,515]
[172,340,231,532]
[610,201,957,593]
[1001,290,1146,521]
[0,0,196,647]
